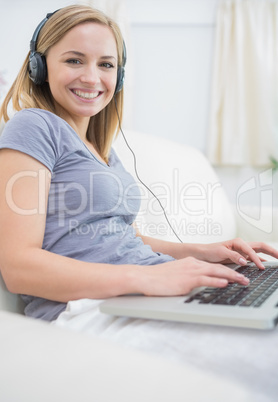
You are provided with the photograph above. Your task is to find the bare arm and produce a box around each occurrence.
[0,150,141,301]
[134,230,199,260]
[136,228,278,269]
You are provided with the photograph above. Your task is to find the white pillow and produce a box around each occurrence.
[114,130,236,244]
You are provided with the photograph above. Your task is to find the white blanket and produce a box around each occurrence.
[53,298,278,402]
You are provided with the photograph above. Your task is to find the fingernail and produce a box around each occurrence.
[236,273,249,284]
[239,257,247,265]
[242,277,249,285]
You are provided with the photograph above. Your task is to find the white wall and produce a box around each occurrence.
[0,0,218,153]
[126,0,219,152]
[0,0,77,88]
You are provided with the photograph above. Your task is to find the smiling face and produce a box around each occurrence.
[46,22,118,135]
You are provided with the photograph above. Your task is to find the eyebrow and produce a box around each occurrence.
[61,50,116,60]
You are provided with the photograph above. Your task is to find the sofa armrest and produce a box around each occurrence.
[0,271,25,314]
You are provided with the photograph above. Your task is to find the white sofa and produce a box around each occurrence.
[1,131,277,401]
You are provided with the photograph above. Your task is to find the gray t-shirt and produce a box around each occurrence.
[0,108,173,320]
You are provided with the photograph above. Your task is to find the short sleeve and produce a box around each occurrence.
[0,109,58,172]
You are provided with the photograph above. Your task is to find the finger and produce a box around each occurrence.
[218,248,249,267]
[248,242,278,260]
[216,254,249,265]
[192,275,229,289]
[231,239,265,270]
[259,257,267,262]
[196,264,250,286]
[245,255,267,263]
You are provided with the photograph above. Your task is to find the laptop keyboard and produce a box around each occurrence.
[185,264,278,307]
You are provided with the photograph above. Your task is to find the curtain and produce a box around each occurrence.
[208,0,278,166]
[77,0,133,128]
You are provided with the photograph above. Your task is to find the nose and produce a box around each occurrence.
[80,63,100,85]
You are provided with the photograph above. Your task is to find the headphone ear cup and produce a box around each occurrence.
[115,66,125,94]
[28,53,47,85]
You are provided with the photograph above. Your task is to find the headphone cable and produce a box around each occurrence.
[113,96,183,243]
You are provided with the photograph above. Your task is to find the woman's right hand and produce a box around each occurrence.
[138,257,250,297]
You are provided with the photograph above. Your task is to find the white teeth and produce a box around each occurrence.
[72,90,99,99]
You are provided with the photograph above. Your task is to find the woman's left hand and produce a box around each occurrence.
[198,239,278,269]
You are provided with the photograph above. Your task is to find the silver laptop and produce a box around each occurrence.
[100,261,278,330]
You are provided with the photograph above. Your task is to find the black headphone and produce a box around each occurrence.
[28,10,126,93]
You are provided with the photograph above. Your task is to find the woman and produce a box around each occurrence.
[0,4,277,322]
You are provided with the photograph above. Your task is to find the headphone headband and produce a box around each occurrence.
[122,41,127,67]
[29,11,58,54]
[29,17,48,54]
[28,9,126,93]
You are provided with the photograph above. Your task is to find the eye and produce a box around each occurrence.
[66,59,81,65]
[100,62,115,69]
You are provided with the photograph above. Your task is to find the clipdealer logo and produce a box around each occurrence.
[236,169,273,233]
[5,167,225,238]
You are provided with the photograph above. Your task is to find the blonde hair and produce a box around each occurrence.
[0,5,125,162]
